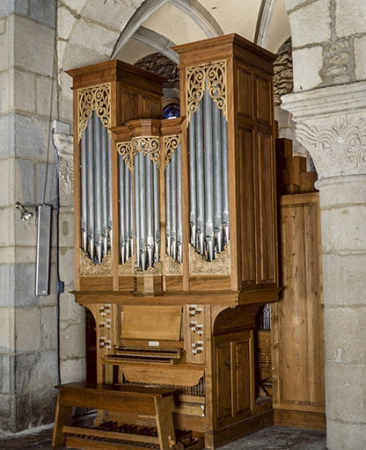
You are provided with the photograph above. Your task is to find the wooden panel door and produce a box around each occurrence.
[214,330,253,426]
[272,192,325,429]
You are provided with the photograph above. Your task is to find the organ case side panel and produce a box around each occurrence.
[271,192,325,430]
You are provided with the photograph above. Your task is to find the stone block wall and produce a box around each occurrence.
[0,1,64,432]
[285,0,366,91]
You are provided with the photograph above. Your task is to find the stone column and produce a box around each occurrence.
[282,81,366,450]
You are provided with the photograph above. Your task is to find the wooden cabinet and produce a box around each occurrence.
[66,34,279,449]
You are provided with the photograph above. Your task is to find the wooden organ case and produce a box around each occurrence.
[66,34,279,450]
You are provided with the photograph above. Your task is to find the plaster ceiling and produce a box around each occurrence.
[113,0,291,64]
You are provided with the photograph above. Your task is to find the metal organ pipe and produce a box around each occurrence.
[126,162,133,262]
[188,89,230,261]
[139,151,147,271]
[119,156,133,265]
[176,143,182,263]
[107,136,113,248]
[127,145,160,271]
[145,151,154,267]
[213,100,223,254]
[165,160,171,257]
[189,119,196,246]
[203,89,214,262]
[80,130,88,253]
[134,151,141,268]
[119,155,126,264]
[86,115,95,260]
[153,163,160,262]
[165,142,183,264]
[93,113,103,263]
[80,111,113,263]
[171,146,177,260]
[221,113,230,244]
[195,100,205,255]
[101,124,109,258]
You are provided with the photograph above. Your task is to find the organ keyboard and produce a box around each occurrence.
[65,33,279,449]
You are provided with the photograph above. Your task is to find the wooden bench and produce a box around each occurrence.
[52,382,179,450]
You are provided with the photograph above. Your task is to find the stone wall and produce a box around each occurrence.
[285,0,366,91]
[0,0,59,432]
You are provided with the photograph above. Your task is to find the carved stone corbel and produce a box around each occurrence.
[53,132,74,207]
[281,81,366,180]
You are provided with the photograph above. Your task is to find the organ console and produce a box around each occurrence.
[62,33,280,450]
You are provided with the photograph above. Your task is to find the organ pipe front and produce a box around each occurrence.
[67,34,280,449]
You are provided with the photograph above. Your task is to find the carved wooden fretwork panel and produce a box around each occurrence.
[118,258,134,276]
[135,261,162,276]
[80,248,113,276]
[296,115,366,179]
[118,259,162,276]
[189,244,230,275]
[117,141,135,171]
[134,136,160,168]
[164,135,181,168]
[186,60,227,124]
[166,254,183,275]
[117,137,161,169]
[78,83,111,142]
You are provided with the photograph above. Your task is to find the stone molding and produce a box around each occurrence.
[281,81,366,180]
[53,132,74,207]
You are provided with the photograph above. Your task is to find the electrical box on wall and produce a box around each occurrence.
[35,205,52,297]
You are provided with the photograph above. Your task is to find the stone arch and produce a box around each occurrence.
[256,0,278,47]
[110,0,223,59]
[131,27,179,64]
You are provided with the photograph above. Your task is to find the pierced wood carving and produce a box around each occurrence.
[186,60,227,124]
[166,254,183,275]
[78,83,111,142]
[134,136,161,168]
[79,248,113,276]
[117,141,135,171]
[189,244,230,275]
[118,260,163,276]
[164,135,181,168]
[118,258,134,276]
[117,137,161,169]
[135,261,162,276]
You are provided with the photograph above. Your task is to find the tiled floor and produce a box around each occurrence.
[0,424,326,450]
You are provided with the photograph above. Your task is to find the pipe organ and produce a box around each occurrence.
[67,34,279,449]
